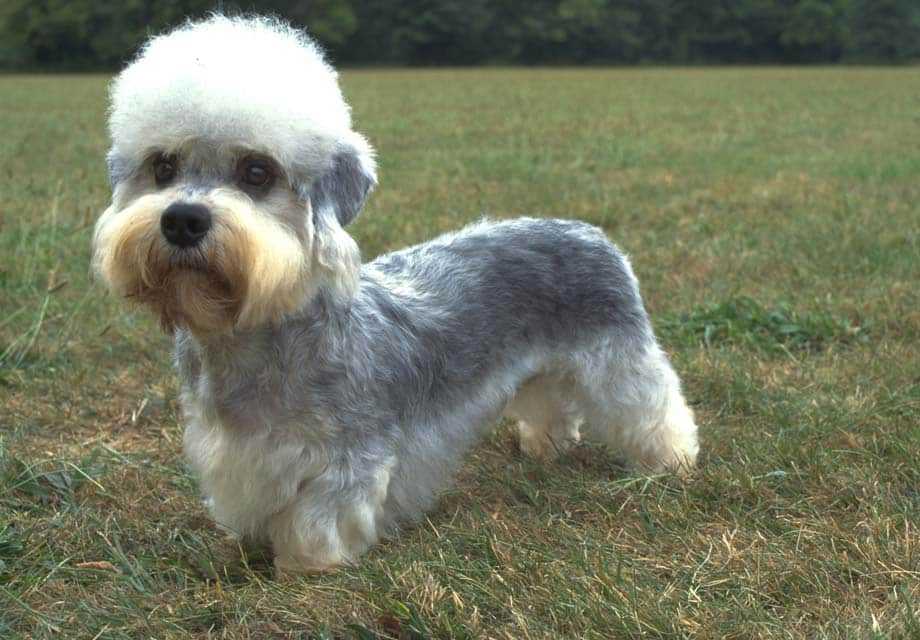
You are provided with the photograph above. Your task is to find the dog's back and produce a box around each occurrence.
[368,217,651,349]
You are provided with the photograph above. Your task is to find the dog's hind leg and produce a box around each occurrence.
[571,338,699,475]
[507,374,581,460]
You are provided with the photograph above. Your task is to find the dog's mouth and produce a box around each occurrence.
[163,240,212,268]
[123,243,242,333]
[133,272,240,334]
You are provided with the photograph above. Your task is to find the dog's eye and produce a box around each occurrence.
[241,161,273,188]
[153,156,176,186]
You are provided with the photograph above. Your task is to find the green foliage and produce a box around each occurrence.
[0,0,213,70]
[0,0,356,70]
[1,0,919,69]
[781,0,849,62]
[659,296,868,354]
[846,0,920,62]
[244,0,359,47]
[0,440,108,512]
[0,523,26,577]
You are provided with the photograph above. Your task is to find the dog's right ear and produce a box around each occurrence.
[309,132,377,228]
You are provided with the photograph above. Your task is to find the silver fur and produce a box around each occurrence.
[94,15,699,573]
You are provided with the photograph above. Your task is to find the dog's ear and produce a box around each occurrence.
[310,132,376,227]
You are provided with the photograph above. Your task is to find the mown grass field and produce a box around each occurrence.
[1,67,918,639]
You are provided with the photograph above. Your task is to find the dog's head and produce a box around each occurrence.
[92,15,375,334]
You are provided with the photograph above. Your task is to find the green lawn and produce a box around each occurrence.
[1,68,918,639]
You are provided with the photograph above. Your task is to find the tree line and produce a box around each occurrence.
[1,0,918,71]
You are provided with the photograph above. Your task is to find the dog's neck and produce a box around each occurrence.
[191,327,274,375]
[174,285,351,385]
[172,287,357,433]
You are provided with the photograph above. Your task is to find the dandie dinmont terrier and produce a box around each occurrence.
[92,15,699,574]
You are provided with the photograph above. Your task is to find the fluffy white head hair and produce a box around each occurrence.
[108,14,374,201]
[96,15,378,333]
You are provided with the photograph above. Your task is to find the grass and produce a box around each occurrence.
[0,67,918,638]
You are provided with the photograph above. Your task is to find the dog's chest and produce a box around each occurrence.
[179,378,322,538]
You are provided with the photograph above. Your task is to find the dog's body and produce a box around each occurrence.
[178,217,697,570]
[93,15,699,573]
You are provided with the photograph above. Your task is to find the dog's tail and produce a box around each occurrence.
[573,337,699,475]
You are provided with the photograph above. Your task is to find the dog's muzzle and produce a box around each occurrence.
[161,202,212,248]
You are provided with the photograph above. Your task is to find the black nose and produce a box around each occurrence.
[161,202,212,248]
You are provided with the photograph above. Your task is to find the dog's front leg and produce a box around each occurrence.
[267,462,392,577]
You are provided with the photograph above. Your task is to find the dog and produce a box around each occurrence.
[92,15,699,574]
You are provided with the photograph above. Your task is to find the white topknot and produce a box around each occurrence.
[108,14,366,184]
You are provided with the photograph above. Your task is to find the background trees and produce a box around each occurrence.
[1,0,917,70]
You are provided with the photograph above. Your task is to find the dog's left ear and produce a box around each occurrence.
[310,132,377,227]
